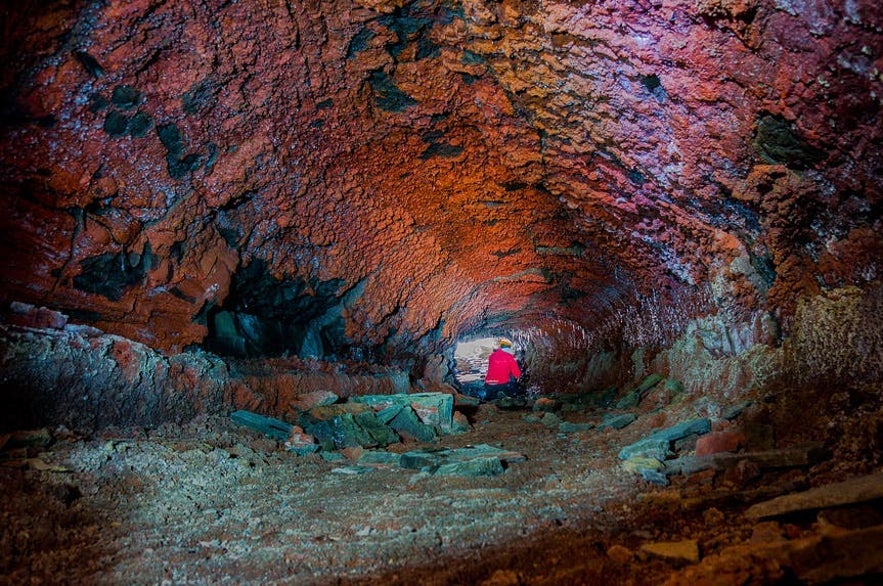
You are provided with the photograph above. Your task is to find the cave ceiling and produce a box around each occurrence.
[0,0,881,359]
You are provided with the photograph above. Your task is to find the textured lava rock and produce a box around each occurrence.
[0,0,880,361]
[0,312,414,432]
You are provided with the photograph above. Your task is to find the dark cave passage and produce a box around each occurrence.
[200,259,359,361]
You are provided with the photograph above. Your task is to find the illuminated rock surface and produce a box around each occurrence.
[0,1,882,584]
[1,0,879,362]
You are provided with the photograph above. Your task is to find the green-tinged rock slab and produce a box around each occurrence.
[231,410,292,441]
[389,406,438,443]
[437,456,504,477]
[352,392,454,431]
[400,444,526,477]
[636,373,664,393]
[453,393,481,407]
[615,391,642,410]
[376,404,404,424]
[329,413,376,448]
[299,418,336,452]
[618,418,711,460]
[558,421,594,433]
[639,468,670,486]
[599,413,636,430]
[541,412,561,429]
[618,438,671,461]
[354,411,399,447]
[357,450,402,467]
[309,402,372,421]
[663,378,685,394]
[723,400,754,420]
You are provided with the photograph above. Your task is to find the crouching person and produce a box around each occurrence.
[483,337,522,400]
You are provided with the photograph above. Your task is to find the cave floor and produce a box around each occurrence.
[2,394,881,585]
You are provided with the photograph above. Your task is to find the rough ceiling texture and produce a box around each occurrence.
[1,0,881,361]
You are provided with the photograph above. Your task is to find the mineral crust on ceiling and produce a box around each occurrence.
[0,0,880,358]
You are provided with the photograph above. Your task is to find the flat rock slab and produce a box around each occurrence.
[400,444,526,477]
[648,418,711,443]
[722,400,754,420]
[308,403,372,420]
[558,421,594,434]
[796,523,883,583]
[640,539,700,563]
[618,418,710,460]
[357,451,402,467]
[622,456,664,473]
[332,466,373,475]
[745,470,883,520]
[230,410,292,441]
[618,438,671,461]
[541,412,561,429]
[453,393,481,407]
[5,428,53,448]
[353,411,400,446]
[599,413,636,430]
[665,443,829,477]
[623,456,669,485]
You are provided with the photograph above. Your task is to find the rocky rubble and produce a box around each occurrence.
[2,378,881,584]
[0,307,419,433]
[231,393,531,477]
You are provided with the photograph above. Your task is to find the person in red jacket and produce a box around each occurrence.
[483,337,522,400]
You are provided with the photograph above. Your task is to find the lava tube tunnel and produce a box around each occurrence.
[1,0,882,583]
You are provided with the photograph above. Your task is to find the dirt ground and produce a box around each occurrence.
[1,393,881,585]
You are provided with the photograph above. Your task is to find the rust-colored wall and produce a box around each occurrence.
[1,0,880,359]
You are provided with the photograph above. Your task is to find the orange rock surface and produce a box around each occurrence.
[0,0,880,358]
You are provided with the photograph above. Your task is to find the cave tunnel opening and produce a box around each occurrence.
[452,335,498,387]
[451,319,602,400]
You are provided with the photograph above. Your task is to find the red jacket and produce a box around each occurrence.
[485,349,521,384]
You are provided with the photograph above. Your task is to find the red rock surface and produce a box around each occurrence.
[0,315,414,432]
[695,430,747,457]
[0,1,880,357]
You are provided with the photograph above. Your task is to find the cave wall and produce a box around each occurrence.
[0,0,880,382]
[0,303,414,432]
